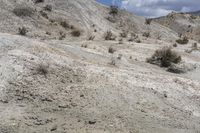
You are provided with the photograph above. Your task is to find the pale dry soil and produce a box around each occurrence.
[0,33,200,133]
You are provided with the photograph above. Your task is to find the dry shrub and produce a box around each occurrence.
[109,5,118,15]
[88,35,95,41]
[135,39,141,43]
[34,0,44,4]
[192,43,198,49]
[71,29,81,37]
[39,10,48,19]
[145,18,152,25]
[147,47,181,67]
[106,16,117,23]
[60,21,70,29]
[108,46,116,54]
[13,6,34,17]
[59,31,66,40]
[120,31,127,38]
[18,27,28,36]
[44,4,52,12]
[104,31,116,40]
[173,43,177,47]
[143,32,150,38]
[36,63,49,77]
[176,36,189,44]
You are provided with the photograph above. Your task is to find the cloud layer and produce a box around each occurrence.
[118,0,200,18]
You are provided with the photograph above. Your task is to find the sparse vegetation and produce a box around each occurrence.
[135,39,141,43]
[143,32,150,38]
[173,43,177,47]
[44,4,52,12]
[39,10,48,19]
[192,43,198,49]
[59,31,66,40]
[71,29,81,37]
[104,31,116,40]
[108,46,116,54]
[109,5,118,15]
[13,6,34,17]
[117,54,122,60]
[145,18,152,25]
[120,31,127,38]
[60,21,70,29]
[147,47,182,67]
[34,0,44,4]
[106,16,117,23]
[18,27,28,36]
[190,15,197,19]
[109,58,116,66]
[176,36,189,44]
[81,44,88,48]
[88,35,95,41]
[36,63,49,77]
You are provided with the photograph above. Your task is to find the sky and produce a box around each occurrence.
[96,0,200,18]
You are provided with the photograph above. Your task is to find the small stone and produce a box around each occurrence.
[88,120,96,124]
[50,125,57,131]
[141,109,146,113]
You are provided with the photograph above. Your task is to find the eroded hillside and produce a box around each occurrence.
[0,0,200,133]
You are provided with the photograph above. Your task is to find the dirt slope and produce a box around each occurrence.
[0,0,178,41]
[153,12,200,42]
[0,0,200,133]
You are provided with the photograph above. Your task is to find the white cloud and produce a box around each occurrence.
[117,0,200,18]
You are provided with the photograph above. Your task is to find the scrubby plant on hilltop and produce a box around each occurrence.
[147,47,182,67]
[109,5,118,15]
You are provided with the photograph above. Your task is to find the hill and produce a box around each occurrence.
[0,0,200,133]
[153,12,200,42]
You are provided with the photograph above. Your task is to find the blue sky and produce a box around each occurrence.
[96,0,200,18]
[96,0,112,5]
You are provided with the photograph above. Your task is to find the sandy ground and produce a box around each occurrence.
[0,33,200,133]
